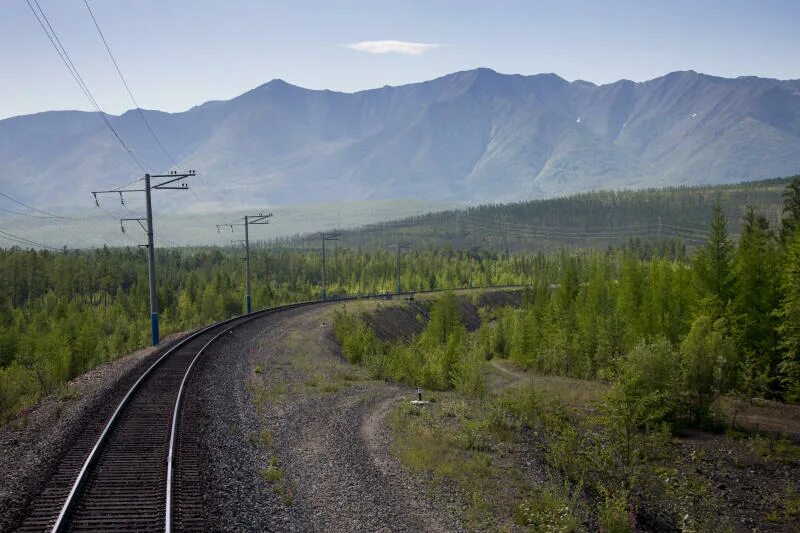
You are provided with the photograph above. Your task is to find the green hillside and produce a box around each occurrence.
[279,176,794,252]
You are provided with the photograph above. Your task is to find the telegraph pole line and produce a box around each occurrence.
[217,213,272,314]
[93,170,196,346]
[321,231,340,301]
[391,242,411,294]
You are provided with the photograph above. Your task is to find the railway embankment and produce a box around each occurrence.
[0,332,187,531]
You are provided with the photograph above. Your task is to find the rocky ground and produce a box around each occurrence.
[189,301,464,532]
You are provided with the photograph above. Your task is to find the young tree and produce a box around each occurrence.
[778,230,800,401]
[780,176,800,245]
[693,203,734,317]
[680,315,737,420]
[732,207,782,386]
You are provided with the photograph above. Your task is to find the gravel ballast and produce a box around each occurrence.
[0,332,187,531]
[188,303,463,532]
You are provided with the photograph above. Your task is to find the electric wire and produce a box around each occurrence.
[83,0,176,167]
[0,229,63,250]
[24,0,151,173]
[456,214,708,236]
[448,222,707,246]
[120,200,181,248]
[0,206,63,219]
[455,214,709,240]
[109,176,145,192]
[0,190,87,220]
[95,199,145,247]
[455,212,709,238]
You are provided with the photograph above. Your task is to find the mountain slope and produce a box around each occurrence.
[2,69,800,209]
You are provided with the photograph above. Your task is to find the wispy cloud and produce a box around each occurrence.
[346,40,439,56]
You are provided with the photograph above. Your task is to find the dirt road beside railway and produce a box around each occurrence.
[190,302,463,532]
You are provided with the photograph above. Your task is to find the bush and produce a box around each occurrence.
[333,294,473,392]
[0,363,38,422]
[598,489,633,533]
[453,341,487,400]
[333,309,381,365]
[613,337,680,428]
[514,481,587,532]
[497,384,539,428]
[680,315,737,422]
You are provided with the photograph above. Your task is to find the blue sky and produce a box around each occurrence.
[2,0,799,120]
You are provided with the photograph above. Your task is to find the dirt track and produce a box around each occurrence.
[191,302,463,532]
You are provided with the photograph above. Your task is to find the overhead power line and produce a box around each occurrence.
[0,190,86,220]
[216,213,272,313]
[456,213,709,238]
[24,0,151,173]
[83,0,176,166]
[93,170,198,345]
[0,206,61,219]
[456,216,702,242]
[456,215,709,241]
[0,229,63,250]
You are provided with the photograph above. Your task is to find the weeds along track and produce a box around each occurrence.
[15,286,522,532]
[17,302,311,532]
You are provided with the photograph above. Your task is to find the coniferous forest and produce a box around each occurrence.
[1,177,800,424]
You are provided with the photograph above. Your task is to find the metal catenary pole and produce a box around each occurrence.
[244,215,251,314]
[144,173,158,344]
[93,170,196,346]
[321,231,340,301]
[322,235,327,301]
[216,213,271,314]
[392,243,411,294]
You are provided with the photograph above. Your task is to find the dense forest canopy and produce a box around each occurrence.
[279,178,794,252]
[1,176,799,424]
[281,177,793,252]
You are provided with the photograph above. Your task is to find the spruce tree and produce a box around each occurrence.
[780,176,800,244]
[732,207,782,385]
[778,230,800,401]
[693,203,734,317]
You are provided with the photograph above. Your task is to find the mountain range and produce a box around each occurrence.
[2,68,800,209]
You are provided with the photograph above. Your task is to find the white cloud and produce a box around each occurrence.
[346,40,439,56]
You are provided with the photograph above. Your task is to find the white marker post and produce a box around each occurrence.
[411,386,428,405]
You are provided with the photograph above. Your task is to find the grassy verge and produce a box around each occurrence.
[390,381,728,532]
[390,394,529,530]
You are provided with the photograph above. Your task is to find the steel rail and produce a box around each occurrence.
[164,302,304,531]
[49,313,248,533]
[47,285,524,532]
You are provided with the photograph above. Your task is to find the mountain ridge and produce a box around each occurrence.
[2,68,800,209]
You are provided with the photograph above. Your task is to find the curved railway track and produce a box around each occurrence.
[17,301,313,532]
[15,286,523,532]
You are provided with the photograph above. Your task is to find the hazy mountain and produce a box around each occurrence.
[2,68,800,209]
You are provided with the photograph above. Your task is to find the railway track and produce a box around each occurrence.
[15,286,523,532]
[16,302,312,532]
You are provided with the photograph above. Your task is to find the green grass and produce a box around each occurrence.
[747,436,800,464]
[246,378,268,412]
[390,397,530,530]
[261,456,295,506]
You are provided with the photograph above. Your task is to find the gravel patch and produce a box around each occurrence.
[184,309,312,531]
[190,303,463,531]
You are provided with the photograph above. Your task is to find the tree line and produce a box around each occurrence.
[2,176,799,423]
[0,246,529,421]
[296,176,793,252]
[336,177,800,416]
[477,177,800,413]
